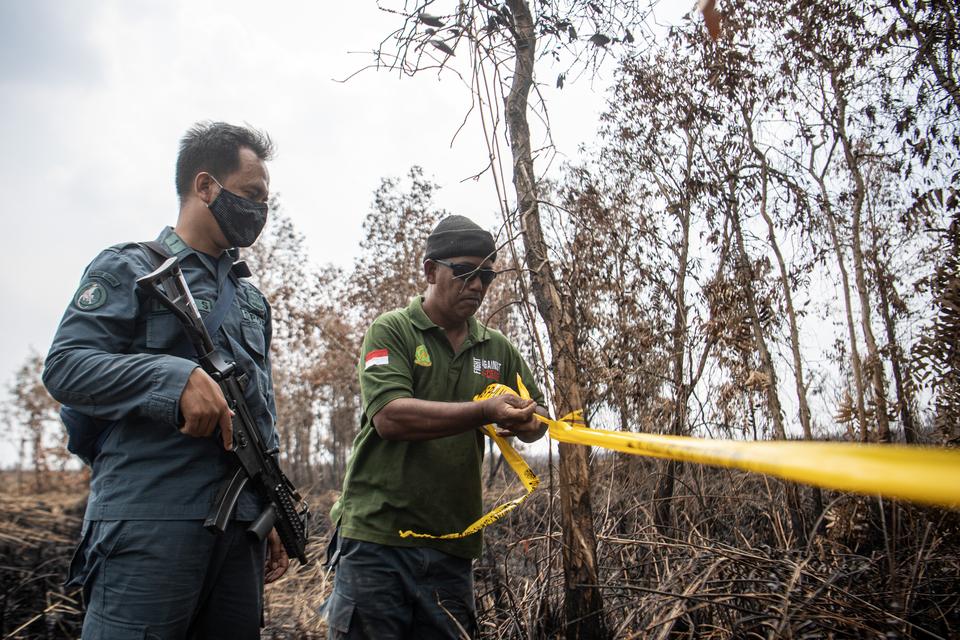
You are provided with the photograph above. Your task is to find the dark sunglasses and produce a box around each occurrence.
[431,259,498,285]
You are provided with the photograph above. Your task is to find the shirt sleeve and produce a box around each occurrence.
[358,313,414,420]
[42,247,197,427]
[263,297,279,449]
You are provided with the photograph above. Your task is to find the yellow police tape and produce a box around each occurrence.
[398,382,541,540]
[399,376,960,539]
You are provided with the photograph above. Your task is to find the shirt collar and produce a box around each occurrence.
[157,227,234,281]
[407,296,490,344]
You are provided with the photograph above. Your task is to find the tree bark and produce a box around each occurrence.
[504,2,606,637]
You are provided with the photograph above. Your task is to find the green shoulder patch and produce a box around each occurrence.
[245,289,266,313]
[414,344,432,367]
[74,281,107,311]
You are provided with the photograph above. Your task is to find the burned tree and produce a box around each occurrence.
[359,1,659,635]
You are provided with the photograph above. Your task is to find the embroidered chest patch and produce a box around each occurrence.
[414,344,432,367]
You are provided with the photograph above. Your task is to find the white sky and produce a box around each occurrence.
[0,1,695,464]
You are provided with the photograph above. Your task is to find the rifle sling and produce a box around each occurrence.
[138,240,240,339]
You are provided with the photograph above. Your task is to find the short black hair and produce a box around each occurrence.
[175,121,274,201]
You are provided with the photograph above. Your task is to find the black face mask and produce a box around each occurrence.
[207,176,268,248]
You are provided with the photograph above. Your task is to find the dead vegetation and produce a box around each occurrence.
[2,459,957,639]
[474,455,960,638]
[0,472,86,639]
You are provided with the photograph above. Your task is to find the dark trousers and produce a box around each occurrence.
[70,519,266,640]
[324,536,477,639]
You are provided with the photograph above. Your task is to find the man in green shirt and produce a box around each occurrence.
[325,215,548,639]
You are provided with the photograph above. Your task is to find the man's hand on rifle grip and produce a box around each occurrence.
[179,368,234,450]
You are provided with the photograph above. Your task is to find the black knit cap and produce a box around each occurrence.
[424,215,498,262]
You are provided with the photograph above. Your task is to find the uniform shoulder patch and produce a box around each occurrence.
[74,281,107,311]
[414,344,432,367]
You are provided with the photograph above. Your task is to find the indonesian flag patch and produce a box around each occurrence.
[364,348,389,369]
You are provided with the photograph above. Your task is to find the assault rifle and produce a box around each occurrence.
[137,256,309,564]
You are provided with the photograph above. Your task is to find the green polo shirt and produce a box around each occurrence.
[330,296,544,559]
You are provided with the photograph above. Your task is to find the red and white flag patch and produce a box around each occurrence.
[364,348,389,369]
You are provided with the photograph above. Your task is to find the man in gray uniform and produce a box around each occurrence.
[43,122,288,639]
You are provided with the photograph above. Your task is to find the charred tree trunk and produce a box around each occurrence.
[504,2,606,637]
[728,178,806,545]
[742,112,824,520]
[824,208,869,440]
[654,159,693,533]
[831,69,892,443]
[812,148,868,441]
[743,108,816,442]
[875,270,917,443]
[865,194,918,444]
